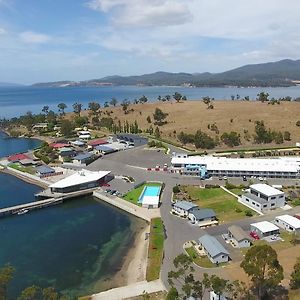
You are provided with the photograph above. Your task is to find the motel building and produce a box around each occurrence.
[274,215,300,233]
[250,221,280,239]
[172,201,198,217]
[241,184,285,213]
[170,153,300,179]
[49,170,111,193]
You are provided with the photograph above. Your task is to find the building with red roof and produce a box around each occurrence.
[8,153,30,162]
[88,139,108,147]
[49,143,70,149]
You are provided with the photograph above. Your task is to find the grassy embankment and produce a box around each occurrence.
[185,246,215,268]
[179,186,256,222]
[123,183,162,206]
[8,163,35,175]
[146,218,165,281]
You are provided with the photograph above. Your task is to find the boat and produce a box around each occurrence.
[17,209,29,215]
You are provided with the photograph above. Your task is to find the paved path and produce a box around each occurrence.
[91,279,166,300]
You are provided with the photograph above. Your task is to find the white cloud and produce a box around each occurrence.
[0,28,6,34]
[20,31,50,44]
[88,0,192,27]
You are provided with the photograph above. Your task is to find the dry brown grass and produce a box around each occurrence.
[95,100,300,150]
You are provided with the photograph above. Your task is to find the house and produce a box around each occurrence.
[32,123,48,131]
[188,208,217,227]
[241,184,285,213]
[19,158,36,166]
[198,234,230,264]
[172,201,198,217]
[250,221,280,239]
[210,291,227,300]
[78,130,91,140]
[58,147,76,162]
[35,165,55,177]
[72,152,94,165]
[8,153,30,162]
[115,134,148,147]
[49,170,111,193]
[70,140,86,147]
[274,215,300,233]
[94,145,117,155]
[50,142,70,149]
[227,225,251,248]
[88,139,108,147]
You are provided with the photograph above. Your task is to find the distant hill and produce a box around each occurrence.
[33,59,300,88]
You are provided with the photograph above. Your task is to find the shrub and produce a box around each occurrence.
[245,210,253,217]
[173,186,180,194]
[166,287,178,300]
[148,140,156,147]
[235,207,242,213]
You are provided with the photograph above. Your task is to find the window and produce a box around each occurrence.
[271,203,275,207]
[271,196,276,200]
[246,198,249,202]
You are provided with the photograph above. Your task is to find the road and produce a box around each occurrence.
[87,145,300,291]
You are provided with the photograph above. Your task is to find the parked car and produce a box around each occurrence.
[110,190,117,195]
[223,176,228,180]
[258,177,264,181]
[105,189,111,193]
[250,231,260,240]
[242,176,247,181]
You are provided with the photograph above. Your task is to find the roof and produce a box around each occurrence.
[251,221,279,233]
[50,143,70,148]
[73,152,93,160]
[59,147,74,152]
[189,208,216,220]
[116,134,147,141]
[142,196,160,206]
[36,165,55,174]
[275,215,300,229]
[70,140,86,146]
[198,234,229,258]
[95,145,115,152]
[89,139,108,146]
[250,184,284,197]
[173,200,198,211]
[19,159,35,165]
[78,131,90,135]
[228,225,250,242]
[8,153,30,161]
[243,193,268,205]
[49,170,110,189]
[171,155,300,173]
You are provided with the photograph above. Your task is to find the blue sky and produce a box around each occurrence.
[0,0,299,84]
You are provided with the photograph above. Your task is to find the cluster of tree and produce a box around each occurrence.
[221,131,241,147]
[111,120,140,134]
[145,125,161,138]
[254,121,291,144]
[168,245,300,300]
[153,108,168,126]
[256,93,295,103]
[0,264,66,300]
[202,96,214,109]
[157,93,187,102]
[177,130,216,149]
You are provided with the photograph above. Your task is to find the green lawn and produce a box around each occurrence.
[146,218,165,281]
[185,246,215,268]
[123,182,162,206]
[229,188,244,196]
[182,186,256,223]
[9,163,35,175]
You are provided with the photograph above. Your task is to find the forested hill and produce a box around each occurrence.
[33,59,300,88]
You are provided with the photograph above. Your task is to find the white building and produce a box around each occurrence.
[172,201,198,217]
[49,170,111,193]
[227,225,251,248]
[241,184,285,213]
[250,221,280,239]
[274,215,300,232]
[188,208,218,227]
[171,153,300,179]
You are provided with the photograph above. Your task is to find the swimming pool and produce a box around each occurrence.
[138,185,161,204]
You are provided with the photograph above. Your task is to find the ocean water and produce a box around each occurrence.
[0,132,143,299]
[1,85,300,118]
[0,131,41,157]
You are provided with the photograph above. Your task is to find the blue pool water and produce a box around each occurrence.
[138,185,161,203]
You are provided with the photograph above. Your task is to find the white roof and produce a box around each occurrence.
[171,155,300,173]
[251,221,279,233]
[50,170,110,189]
[78,130,90,135]
[142,196,159,206]
[250,184,284,197]
[275,215,300,229]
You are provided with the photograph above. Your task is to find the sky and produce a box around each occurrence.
[0,0,299,84]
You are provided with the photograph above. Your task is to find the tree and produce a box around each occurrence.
[244,96,250,101]
[154,126,160,138]
[290,257,300,289]
[121,99,130,114]
[221,131,241,147]
[283,131,291,141]
[157,95,162,101]
[23,111,35,132]
[57,103,67,115]
[165,95,171,101]
[60,119,74,137]
[182,95,187,101]
[0,264,14,300]
[177,132,194,145]
[18,286,40,300]
[257,92,269,103]
[42,105,49,115]
[240,245,283,299]
[166,287,178,300]
[194,130,215,149]
[74,116,88,127]
[139,95,148,104]
[146,116,152,123]
[110,97,118,107]
[153,108,168,126]
[88,102,100,116]
[210,275,228,300]
[173,92,182,102]
[72,102,82,116]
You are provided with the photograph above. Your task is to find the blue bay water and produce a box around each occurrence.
[0,133,143,299]
[1,85,300,118]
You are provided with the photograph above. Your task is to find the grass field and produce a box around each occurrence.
[125,291,167,300]
[123,182,162,206]
[146,218,165,281]
[185,246,215,268]
[95,100,300,151]
[9,163,35,175]
[181,186,256,222]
